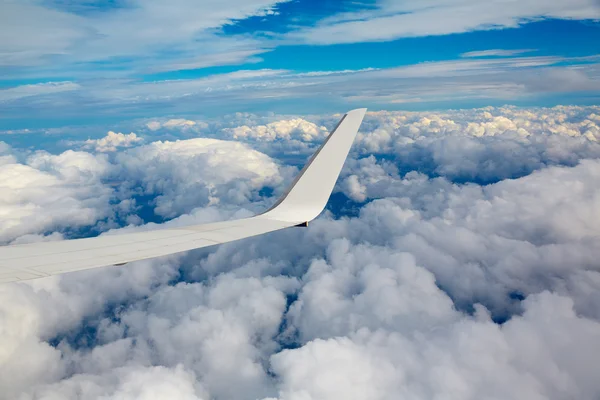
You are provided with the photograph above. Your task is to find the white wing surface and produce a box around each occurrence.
[0,108,367,283]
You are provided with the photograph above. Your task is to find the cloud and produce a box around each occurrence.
[226,118,328,141]
[84,131,143,152]
[0,149,115,243]
[0,0,289,87]
[1,107,600,399]
[0,136,287,243]
[271,291,600,400]
[461,49,537,58]
[350,105,600,183]
[113,138,285,218]
[0,82,80,102]
[0,3,87,67]
[146,121,163,131]
[290,0,600,45]
[335,161,600,319]
[4,56,599,122]
[162,119,198,129]
[0,142,16,165]
[145,118,207,133]
[285,240,459,342]
[147,49,267,74]
[86,69,288,105]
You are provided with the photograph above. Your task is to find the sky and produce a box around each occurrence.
[2,1,600,400]
[1,0,600,130]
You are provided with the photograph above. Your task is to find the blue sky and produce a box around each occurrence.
[0,0,599,130]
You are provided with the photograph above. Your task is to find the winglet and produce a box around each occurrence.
[263,108,367,223]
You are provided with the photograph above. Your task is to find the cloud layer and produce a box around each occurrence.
[292,0,600,44]
[1,106,600,399]
[3,54,599,123]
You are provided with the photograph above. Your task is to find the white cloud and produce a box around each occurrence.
[163,119,197,129]
[351,106,600,183]
[0,149,115,243]
[0,3,87,67]
[88,69,287,104]
[146,121,162,131]
[270,291,600,400]
[294,68,379,77]
[84,131,143,152]
[4,56,599,118]
[461,49,536,58]
[291,0,600,45]
[226,118,328,141]
[0,81,80,102]
[0,0,287,78]
[146,119,206,131]
[286,240,459,342]
[0,135,287,242]
[148,49,267,73]
[0,142,16,165]
[335,162,600,316]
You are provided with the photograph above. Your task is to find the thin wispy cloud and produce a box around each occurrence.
[290,0,600,44]
[0,0,287,74]
[2,54,599,124]
[461,49,536,58]
[0,81,80,102]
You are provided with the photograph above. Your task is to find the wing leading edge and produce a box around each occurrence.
[0,108,367,283]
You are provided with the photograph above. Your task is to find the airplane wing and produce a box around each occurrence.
[0,108,367,283]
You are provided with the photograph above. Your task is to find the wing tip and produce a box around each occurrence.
[347,108,368,117]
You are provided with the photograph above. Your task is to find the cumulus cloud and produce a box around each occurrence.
[226,118,328,142]
[113,138,286,218]
[0,142,16,165]
[335,162,600,319]
[5,54,599,123]
[84,131,143,152]
[0,149,114,243]
[271,291,600,400]
[0,136,288,243]
[1,106,600,399]
[163,119,198,129]
[146,119,204,131]
[352,105,600,183]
